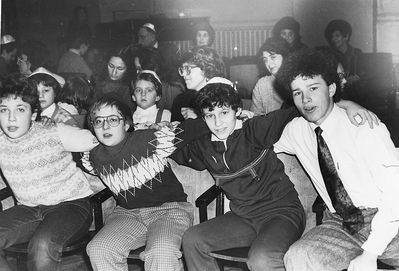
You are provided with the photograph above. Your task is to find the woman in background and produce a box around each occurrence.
[250,37,290,115]
[94,49,135,112]
[272,16,307,53]
[171,46,225,122]
[192,21,216,47]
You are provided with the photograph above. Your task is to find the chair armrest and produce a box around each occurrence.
[312,195,326,226]
[0,186,14,211]
[0,186,12,201]
[195,185,224,223]
[90,188,114,232]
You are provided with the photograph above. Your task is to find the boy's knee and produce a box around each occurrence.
[182,226,205,250]
[27,237,62,270]
[284,240,309,267]
[86,238,107,259]
[247,248,285,271]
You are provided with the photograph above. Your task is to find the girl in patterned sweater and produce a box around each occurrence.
[0,77,98,271]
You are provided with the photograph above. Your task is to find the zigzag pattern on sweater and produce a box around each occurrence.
[99,151,168,202]
[97,126,183,202]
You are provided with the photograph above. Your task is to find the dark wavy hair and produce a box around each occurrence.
[0,75,41,115]
[179,46,225,79]
[195,83,242,116]
[275,49,341,102]
[59,75,94,113]
[257,37,290,76]
[107,48,133,84]
[88,95,133,132]
[28,73,63,100]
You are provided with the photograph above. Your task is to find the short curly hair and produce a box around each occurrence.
[179,46,225,79]
[276,49,341,102]
[0,76,41,115]
[195,83,242,115]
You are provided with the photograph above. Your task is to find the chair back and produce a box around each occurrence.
[226,56,260,99]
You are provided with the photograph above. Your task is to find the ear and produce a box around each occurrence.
[132,95,136,102]
[328,83,336,98]
[31,112,37,121]
[235,107,242,117]
[124,122,130,132]
[155,96,161,102]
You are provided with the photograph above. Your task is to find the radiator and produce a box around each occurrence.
[173,26,272,58]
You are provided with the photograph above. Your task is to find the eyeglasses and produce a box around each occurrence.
[178,65,198,76]
[92,115,124,129]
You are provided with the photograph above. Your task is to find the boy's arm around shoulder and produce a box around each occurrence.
[57,123,99,152]
[248,106,299,147]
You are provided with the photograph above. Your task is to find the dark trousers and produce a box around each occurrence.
[0,197,92,271]
[182,207,305,271]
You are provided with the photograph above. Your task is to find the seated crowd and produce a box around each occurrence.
[0,15,398,271]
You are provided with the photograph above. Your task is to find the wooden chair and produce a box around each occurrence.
[226,56,260,100]
[194,153,319,271]
[0,185,111,271]
[196,153,397,271]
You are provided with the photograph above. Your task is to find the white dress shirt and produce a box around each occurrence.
[274,104,399,255]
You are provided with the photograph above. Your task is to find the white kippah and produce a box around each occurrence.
[1,34,16,45]
[139,70,162,84]
[29,67,66,87]
[206,77,234,87]
[142,23,156,33]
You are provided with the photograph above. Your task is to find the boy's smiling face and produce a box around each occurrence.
[203,105,241,141]
[92,105,129,146]
[291,75,335,125]
[0,96,36,139]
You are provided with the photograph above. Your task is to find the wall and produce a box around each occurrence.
[99,0,374,52]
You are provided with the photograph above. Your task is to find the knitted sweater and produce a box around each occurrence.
[90,127,187,209]
[0,122,98,206]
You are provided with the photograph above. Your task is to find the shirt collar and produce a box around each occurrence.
[309,103,339,133]
[135,104,157,115]
[69,48,80,55]
[41,103,56,118]
[210,119,243,142]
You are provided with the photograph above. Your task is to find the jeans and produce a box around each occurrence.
[0,197,92,271]
[182,209,305,271]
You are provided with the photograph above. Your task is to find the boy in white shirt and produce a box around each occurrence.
[274,49,399,271]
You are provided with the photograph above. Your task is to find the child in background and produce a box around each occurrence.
[86,96,193,271]
[132,70,171,130]
[28,67,78,126]
[58,75,94,128]
[0,77,98,271]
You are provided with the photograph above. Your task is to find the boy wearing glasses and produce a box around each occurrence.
[86,95,195,271]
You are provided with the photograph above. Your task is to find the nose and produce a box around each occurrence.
[102,119,110,130]
[141,89,148,97]
[38,90,44,98]
[8,110,16,122]
[112,68,117,77]
[302,92,311,104]
[214,115,222,127]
